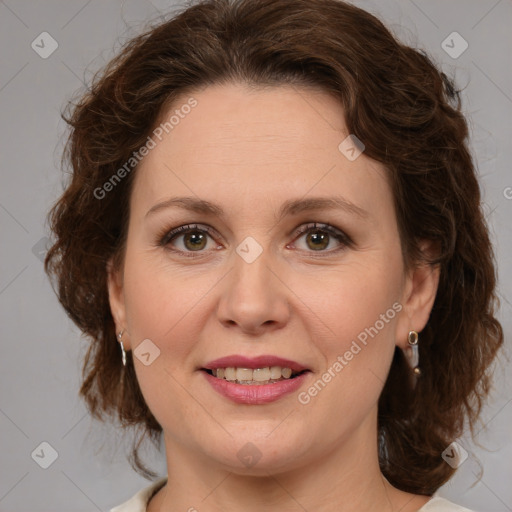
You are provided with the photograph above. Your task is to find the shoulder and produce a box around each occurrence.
[419,496,476,512]
[109,481,474,512]
[110,477,168,512]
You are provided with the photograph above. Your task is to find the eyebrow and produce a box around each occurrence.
[145,195,369,221]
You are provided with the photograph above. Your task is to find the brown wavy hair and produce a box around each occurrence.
[44,0,503,494]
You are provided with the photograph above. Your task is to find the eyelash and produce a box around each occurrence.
[157,222,353,258]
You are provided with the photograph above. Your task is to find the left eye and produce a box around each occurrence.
[291,222,352,253]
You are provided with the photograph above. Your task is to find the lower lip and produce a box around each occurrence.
[202,370,310,404]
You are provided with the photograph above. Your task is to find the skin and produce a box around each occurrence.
[108,83,440,512]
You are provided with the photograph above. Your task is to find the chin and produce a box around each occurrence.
[194,430,311,475]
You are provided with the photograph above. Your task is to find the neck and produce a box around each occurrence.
[150,411,430,512]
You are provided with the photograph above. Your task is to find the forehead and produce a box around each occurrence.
[159,83,348,159]
[131,83,391,222]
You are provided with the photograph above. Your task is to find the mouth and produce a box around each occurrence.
[201,367,310,385]
[200,366,312,404]
[200,355,312,403]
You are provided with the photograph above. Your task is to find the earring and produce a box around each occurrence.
[118,330,127,367]
[407,330,421,376]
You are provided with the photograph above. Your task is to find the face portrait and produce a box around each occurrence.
[30,0,506,509]
[107,82,439,492]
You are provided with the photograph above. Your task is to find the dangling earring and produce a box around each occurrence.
[118,330,127,367]
[407,330,420,376]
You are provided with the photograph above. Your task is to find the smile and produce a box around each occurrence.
[205,366,306,385]
[201,368,311,404]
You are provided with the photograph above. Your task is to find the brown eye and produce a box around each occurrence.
[159,224,217,253]
[292,222,352,254]
[182,231,208,251]
[305,230,330,251]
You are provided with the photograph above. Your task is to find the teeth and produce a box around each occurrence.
[253,367,271,381]
[224,367,236,380]
[269,366,282,379]
[236,368,253,381]
[211,366,299,384]
[281,367,292,379]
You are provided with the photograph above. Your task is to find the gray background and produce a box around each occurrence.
[0,0,511,510]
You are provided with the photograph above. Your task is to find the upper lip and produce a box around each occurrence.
[202,355,310,373]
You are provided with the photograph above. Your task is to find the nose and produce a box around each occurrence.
[216,248,291,336]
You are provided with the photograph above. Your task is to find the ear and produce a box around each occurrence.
[107,256,131,350]
[395,240,440,349]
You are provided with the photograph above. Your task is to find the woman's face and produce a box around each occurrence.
[108,83,436,474]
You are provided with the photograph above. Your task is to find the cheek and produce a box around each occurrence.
[123,255,212,356]
[293,261,402,410]
[295,260,401,350]
[292,275,400,430]
[121,252,212,427]
[120,247,234,415]
[270,263,401,450]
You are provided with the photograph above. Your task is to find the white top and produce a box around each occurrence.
[110,477,476,512]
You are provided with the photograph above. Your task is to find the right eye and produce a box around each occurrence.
[158,223,221,254]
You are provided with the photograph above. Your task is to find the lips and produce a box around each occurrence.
[202,355,309,373]
[202,370,310,404]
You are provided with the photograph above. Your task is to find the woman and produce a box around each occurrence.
[44,0,503,510]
